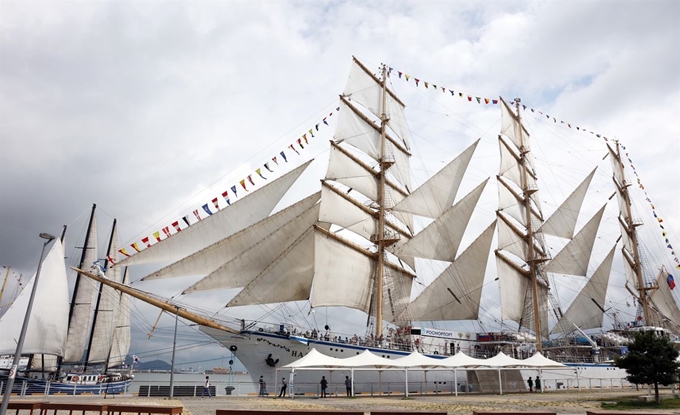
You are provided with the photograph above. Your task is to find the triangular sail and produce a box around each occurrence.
[396,179,488,261]
[551,245,616,334]
[546,204,606,276]
[393,139,479,219]
[186,203,320,293]
[144,192,320,281]
[648,267,680,329]
[118,161,313,266]
[0,240,69,356]
[541,168,597,239]
[405,221,496,321]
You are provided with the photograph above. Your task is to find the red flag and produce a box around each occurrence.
[162,227,171,238]
[141,237,151,248]
[107,255,116,265]
[172,221,182,232]
[118,248,131,258]
[248,175,255,186]
[212,197,219,211]
[131,242,141,253]
[240,179,248,191]
[193,209,202,221]
[288,144,300,155]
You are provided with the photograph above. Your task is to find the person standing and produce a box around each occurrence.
[202,376,212,398]
[344,376,352,397]
[527,376,534,392]
[259,375,267,396]
[535,375,541,392]
[278,378,287,398]
[320,375,328,398]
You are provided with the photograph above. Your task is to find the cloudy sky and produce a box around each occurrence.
[1,1,678,370]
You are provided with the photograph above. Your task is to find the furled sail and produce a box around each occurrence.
[551,245,616,334]
[144,192,320,281]
[64,212,98,363]
[405,221,496,321]
[117,161,313,266]
[546,204,606,276]
[541,168,597,239]
[0,240,69,356]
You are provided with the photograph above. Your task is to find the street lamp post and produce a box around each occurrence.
[1,233,56,413]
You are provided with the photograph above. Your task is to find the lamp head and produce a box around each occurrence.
[39,233,56,241]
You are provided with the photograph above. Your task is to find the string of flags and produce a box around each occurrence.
[116,107,341,262]
[619,144,680,273]
[388,63,612,141]
[388,65,499,105]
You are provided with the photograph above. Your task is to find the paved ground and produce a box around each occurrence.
[6,389,679,414]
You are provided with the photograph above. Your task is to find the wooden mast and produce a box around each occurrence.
[71,267,240,334]
[613,141,652,324]
[515,98,543,350]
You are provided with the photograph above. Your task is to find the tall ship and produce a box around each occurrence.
[0,206,133,395]
[89,57,678,393]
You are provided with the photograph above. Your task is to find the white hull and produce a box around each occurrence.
[201,327,631,394]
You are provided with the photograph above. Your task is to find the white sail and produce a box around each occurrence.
[541,168,597,239]
[500,97,531,149]
[546,204,606,276]
[0,240,69,356]
[406,221,496,321]
[551,245,616,334]
[397,179,488,261]
[394,140,479,219]
[144,192,320,281]
[319,184,377,242]
[64,213,99,363]
[118,161,312,266]
[496,254,529,323]
[649,267,680,328]
[186,203,320,293]
[227,229,315,307]
[311,230,375,312]
[88,223,122,364]
[497,177,526,224]
[108,267,131,368]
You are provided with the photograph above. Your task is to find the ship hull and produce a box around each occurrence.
[200,327,632,394]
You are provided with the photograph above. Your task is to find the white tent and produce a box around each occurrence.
[438,352,486,368]
[479,351,524,367]
[390,350,442,368]
[282,348,342,368]
[521,352,565,368]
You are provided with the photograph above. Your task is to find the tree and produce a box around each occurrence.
[614,330,680,403]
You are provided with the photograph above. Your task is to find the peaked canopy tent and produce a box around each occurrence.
[278,348,565,397]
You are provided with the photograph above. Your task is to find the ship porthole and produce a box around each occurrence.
[230,345,238,352]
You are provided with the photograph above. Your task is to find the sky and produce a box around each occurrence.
[1,0,679,371]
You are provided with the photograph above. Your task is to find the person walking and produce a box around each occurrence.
[344,376,352,397]
[527,376,534,392]
[535,375,541,392]
[278,377,287,398]
[320,375,328,398]
[202,376,212,398]
[259,375,267,396]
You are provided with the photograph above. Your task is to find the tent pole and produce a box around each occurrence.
[498,368,502,395]
[454,369,458,397]
[405,368,408,398]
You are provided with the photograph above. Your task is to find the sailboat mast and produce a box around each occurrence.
[613,141,652,324]
[375,63,389,338]
[84,218,117,370]
[515,98,543,350]
[59,203,96,371]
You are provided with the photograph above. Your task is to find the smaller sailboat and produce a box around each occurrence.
[0,206,134,395]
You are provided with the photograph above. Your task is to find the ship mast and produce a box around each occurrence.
[612,141,652,324]
[375,63,388,337]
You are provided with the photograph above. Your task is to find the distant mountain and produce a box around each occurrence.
[121,355,171,371]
